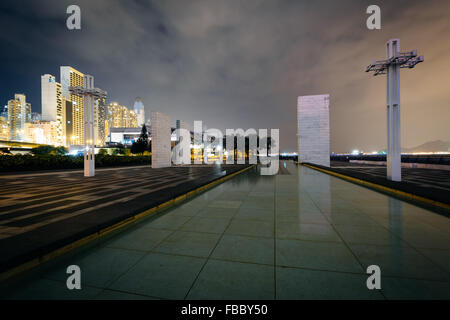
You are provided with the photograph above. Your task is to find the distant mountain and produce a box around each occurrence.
[402,140,450,153]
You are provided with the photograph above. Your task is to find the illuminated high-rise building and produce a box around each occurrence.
[41,74,64,145]
[62,97,74,146]
[24,120,59,145]
[8,94,31,141]
[104,118,110,145]
[133,97,145,127]
[124,107,137,128]
[61,66,84,145]
[0,116,8,140]
[7,100,20,141]
[107,102,123,128]
[94,97,106,146]
[1,105,8,118]
[30,112,42,121]
[60,66,106,146]
[107,102,138,128]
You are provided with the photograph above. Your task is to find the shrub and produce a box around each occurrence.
[31,145,68,155]
[112,148,127,156]
[0,154,151,172]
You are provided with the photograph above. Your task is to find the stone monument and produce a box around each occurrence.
[297,94,330,167]
[151,111,171,168]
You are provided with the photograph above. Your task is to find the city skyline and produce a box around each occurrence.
[1,66,142,147]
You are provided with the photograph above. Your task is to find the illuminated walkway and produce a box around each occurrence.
[1,162,450,299]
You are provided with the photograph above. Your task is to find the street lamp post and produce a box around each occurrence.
[366,39,423,182]
[69,75,107,177]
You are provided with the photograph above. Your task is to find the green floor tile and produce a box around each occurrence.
[393,226,450,250]
[196,207,238,219]
[349,244,450,281]
[43,246,145,288]
[276,210,330,224]
[1,278,102,300]
[207,200,242,209]
[334,224,407,247]
[167,205,204,217]
[415,248,450,274]
[382,277,450,299]
[143,215,191,231]
[153,230,221,258]
[213,191,250,201]
[225,219,274,238]
[109,252,205,299]
[276,239,363,273]
[95,289,160,300]
[276,221,342,242]
[324,212,380,226]
[211,234,274,265]
[180,216,230,234]
[187,260,274,299]
[104,227,172,252]
[240,199,275,210]
[276,267,384,300]
[234,207,274,222]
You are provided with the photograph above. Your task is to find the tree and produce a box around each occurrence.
[131,124,149,155]
[112,147,126,155]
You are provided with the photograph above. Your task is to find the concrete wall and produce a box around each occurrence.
[151,111,171,168]
[297,94,330,167]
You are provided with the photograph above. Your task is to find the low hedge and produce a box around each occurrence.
[0,154,152,172]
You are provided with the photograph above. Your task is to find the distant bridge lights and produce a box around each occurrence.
[366,39,424,182]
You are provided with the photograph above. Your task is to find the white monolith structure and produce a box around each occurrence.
[297,94,330,167]
[151,111,171,168]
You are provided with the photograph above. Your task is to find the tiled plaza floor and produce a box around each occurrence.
[0,164,248,271]
[1,162,450,299]
[331,160,450,191]
[326,161,450,205]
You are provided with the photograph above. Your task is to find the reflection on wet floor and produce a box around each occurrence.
[1,161,450,299]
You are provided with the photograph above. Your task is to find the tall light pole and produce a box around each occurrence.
[366,39,423,182]
[69,75,107,177]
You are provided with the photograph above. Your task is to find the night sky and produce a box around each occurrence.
[1,0,449,152]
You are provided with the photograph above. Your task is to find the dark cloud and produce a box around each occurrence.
[1,0,449,152]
